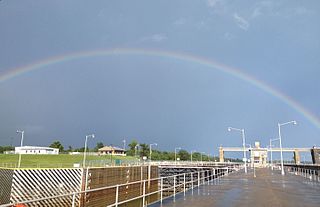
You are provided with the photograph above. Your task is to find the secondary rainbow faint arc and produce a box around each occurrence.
[1,48,320,129]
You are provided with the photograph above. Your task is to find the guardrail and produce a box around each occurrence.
[0,165,241,207]
[0,160,241,169]
[284,165,320,182]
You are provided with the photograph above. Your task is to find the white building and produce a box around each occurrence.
[15,146,59,155]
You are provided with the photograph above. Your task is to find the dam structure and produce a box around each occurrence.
[0,144,319,207]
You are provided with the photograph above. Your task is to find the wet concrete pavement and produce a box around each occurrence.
[151,168,320,207]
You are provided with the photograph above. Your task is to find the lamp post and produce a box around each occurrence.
[83,134,95,168]
[191,150,196,162]
[135,144,139,157]
[175,147,181,164]
[123,139,126,150]
[207,153,211,162]
[269,138,279,170]
[228,127,247,174]
[149,143,157,162]
[200,152,205,162]
[278,120,297,175]
[16,130,24,168]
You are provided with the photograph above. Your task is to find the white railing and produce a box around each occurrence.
[285,165,320,182]
[0,160,242,169]
[0,165,241,207]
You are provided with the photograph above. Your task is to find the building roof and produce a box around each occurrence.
[98,146,125,152]
[15,146,59,150]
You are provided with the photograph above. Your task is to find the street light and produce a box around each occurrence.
[191,150,196,162]
[269,138,279,170]
[175,147,181,164]
[122,139,126,150]
[149,143,157,162]
[228,127,247,174]
[278,120,297,175]
[83,134,95,168]
[200,152,205,162]
[135,144,139,157]
[16,130,24,168]
[207,153,211,162]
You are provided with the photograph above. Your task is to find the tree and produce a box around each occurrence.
[67,145,73,152]
[127,140,138,156]
[139,143,149,158]
[94,142,104,152]
[0,146,14,154]
[49,141,64,152]
[178,150,189,161]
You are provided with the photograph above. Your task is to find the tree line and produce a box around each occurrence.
[0,146,14,153]
[1,140,241,162]
[47,140,220,161]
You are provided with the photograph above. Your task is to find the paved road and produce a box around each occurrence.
[151,168,320,207]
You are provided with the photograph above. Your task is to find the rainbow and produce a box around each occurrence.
[1,48,320,129]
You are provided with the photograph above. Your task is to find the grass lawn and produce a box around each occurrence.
[0,154,137,169]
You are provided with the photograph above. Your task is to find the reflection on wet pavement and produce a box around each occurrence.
[150,168,320,207]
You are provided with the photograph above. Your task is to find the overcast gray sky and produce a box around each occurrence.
[0,0,319,159]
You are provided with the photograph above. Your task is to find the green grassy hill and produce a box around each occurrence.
[0,154,137,169]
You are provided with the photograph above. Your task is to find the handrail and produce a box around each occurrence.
[0,165,241,207]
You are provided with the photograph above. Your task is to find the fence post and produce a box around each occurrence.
[115,185,119,207]
[191,172,194,189]
[71,192,76,207]
[198,171,200,187]
[183,173,186,196]
[142,180,146,207]
[173,175,176,200]
[160,177,163,203]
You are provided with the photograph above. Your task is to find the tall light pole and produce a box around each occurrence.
[269,138,279,170]
[228,127,247,174]
[200,152,205,162]
[278,120,297,175]
[16,130,24,169]
[175,147,181,164]
[207,153,211,162]
[123,139,126,150]
[83,134,95,168]
[149,143,157,162]
[135,144,139,157]
[191,150,196,162]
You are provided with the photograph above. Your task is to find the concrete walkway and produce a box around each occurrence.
[153,168,320,207]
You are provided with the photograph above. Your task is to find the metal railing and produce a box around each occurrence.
[285,165,320,182]
[0,165,241,207]
[0,160,241,169]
